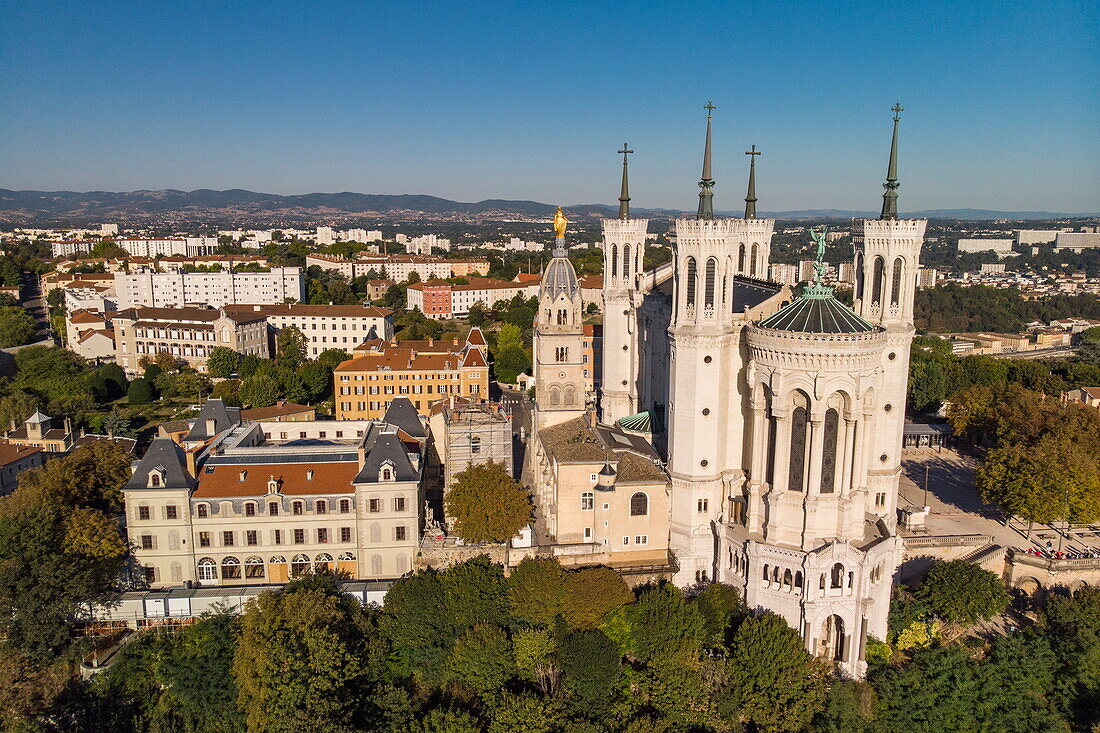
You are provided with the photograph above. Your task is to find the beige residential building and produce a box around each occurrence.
[306,253,489,282]
[334,330,490,420]
[112,306,270,374]
[66,309,116,362]
[240,303,395,356]
[1063,386,1100,409]
[123,398,426,588]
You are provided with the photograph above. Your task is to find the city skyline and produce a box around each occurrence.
[2,1,1097,212]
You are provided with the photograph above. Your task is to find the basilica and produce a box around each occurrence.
[530,104,924,676]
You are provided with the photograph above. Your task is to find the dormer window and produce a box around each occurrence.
[148,470,163,488]
[266,477,280,494]
[307,470,314,481]
[239,470,248,482]
[379,461,395,482]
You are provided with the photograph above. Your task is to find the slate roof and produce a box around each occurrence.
[353,425,420,483]
[382,397,427,439]
[732,276,783,311]
[757,294,876,334]
[538,416,668,484]
[123,437,196,490]
[240,403,314,421]
[185,399,242,441]
[541,256,579,298]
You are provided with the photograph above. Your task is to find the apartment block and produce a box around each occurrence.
[114,267,304,308]
[235,303,395,357]
[113,307,270,374]
[123,398,426,588]
[335,330,490,420]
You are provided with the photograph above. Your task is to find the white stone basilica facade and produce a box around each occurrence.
[541,105,924,675]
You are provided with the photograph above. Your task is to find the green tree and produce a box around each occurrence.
[493,343,531,384]
[0,306,37,348]
[725,612,828,733]
[447,623,514,693]
[275,326,308,370]
[467,301,489,328]
[486,691,565,733]
[561,566,633,628]
[693,583,745,652]
[507,556,567,626]
[0,391,41,430]
[975,436,1100,525]
[444,462,531,543]
[512,627,559,693]
[206,346,241,378]
[297,362,331,402]
[239,375,281,408]
[317,348,351,371]
[916,560,1011,626]
[232,576,373,733]
[127,377,154,405]
[1041,586,1100,729]
[558,629,621,717]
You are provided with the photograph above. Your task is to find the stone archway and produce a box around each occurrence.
[817,614,846,663]
[1016,576,1042,598]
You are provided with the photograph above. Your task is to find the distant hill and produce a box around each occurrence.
[0,189,1093,225]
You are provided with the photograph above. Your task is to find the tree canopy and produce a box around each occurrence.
[444,462,532,544]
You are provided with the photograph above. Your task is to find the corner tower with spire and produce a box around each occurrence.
[534,207,588,428]
[601,145,650,423]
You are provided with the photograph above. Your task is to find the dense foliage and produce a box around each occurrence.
[444,462,532,543]
[914,284,1100,333]
[16,556,1089,732]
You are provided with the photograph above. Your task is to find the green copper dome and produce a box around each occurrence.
[757,294,876,334]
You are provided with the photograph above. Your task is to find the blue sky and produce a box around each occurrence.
[1,1,1097,212]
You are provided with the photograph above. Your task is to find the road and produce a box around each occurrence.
[20,272,54,342]
[496,382,532,482]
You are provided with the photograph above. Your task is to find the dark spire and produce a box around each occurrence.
[744,144,761,219]
[618,143,633,219]
[697,101,716,220]
[880,102,903,220]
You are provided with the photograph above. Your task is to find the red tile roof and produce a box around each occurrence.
[194,462,359,497]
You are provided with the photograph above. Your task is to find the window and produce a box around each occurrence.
[395,526,407,541]
[293,528,305,544]
[471,436,481,454]
[634,535,648,545]
[138,506,151,520]
[246,530,258,546]
[220,556,241,579]
[292,501,304,515]
[245,556,265,579]
[140,535,154,550]
[199,532,210,547]
[583,527,592,540]
[197,558,217,581]
[245,503,256,517]
[622,536,630,545]
[339,499,351,514]
[150,474,161,487]
[629,492,649,516]
[315,500,327,514]
[196,504,208,518]
[291,554,310,576]
[340,527,352,543]
[268,502,279,516]
[318,528,329,544]
[581,492,594,511]
[222,531,234,547]
[831,563,844,589]
[394,497,406,512]
[165,505,178,520]
[685,257,697,307]
[273,529,282,545]
[369,498,381,513]
[697,498,708,513]
[704,257,717,307]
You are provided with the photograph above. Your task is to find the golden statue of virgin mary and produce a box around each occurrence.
[553,206,568,239]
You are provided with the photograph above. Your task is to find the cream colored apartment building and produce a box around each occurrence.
[112,306,270,374]
[123,399,426,588]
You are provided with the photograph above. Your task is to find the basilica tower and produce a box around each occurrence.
[853,104,926,529]
[600,144,650,424]
[533,208,587,429]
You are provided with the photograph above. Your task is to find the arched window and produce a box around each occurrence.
[581,491,594,511]
[750,244,759,277]
[855,251,865,300]
[564,386,576,405]
[315,499,327,514]
[371,554,383,575]
[611,244,618,278]
[821,408,840,493]
[685,257,697,307]
[623,244,631,280]
[795,571,803,588]
[890,257,904,306]
[291,554,311,576]
[245,556,265,579]
[738,244,746,272]
[762,563,770,581]
[314,553,334,574]
[197,558,217,581]
[549,386,561,406]
[722,273,728,306]
[149,473,161,487]
[629,492,649,516]
[871,256,885,305]
[788,404,808,491]
[704,258,717,308]
[830,562,844,589]
[220,556,241,580]
[783,569,793,590]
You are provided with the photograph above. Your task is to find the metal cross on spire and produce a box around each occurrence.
[744,144,761,219]
[704,100,716,118]
[880,102,903,220]
[698,102,716,219]
[618,143,633,219]
[892,102,904,121]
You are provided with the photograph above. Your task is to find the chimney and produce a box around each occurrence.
[63,416,72,434]
[185,448,197,478]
